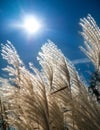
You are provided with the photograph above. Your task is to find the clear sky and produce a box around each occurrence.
[0,0,100,83]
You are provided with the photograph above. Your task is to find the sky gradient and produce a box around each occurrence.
[0,0,100,84]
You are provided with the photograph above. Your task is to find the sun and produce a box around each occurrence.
[16,15,42,34]
[10,14,43,36]
[22,15,41,34]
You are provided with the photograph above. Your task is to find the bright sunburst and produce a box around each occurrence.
[22,15,41,34]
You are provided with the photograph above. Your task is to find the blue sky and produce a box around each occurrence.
[0,0,100,83]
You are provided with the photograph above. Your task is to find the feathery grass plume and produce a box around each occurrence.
[20,63,65,130]
[0,77,28,129]
[37,40,90,130]
[37,35,100,129]
[1,41,36,129]
[1,40,24,86]
[1,41,65,130]
[0,78,16,130]
[37,40,70,92]
[80,14,100,71]
[80,15,100,102]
